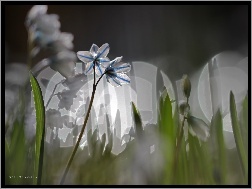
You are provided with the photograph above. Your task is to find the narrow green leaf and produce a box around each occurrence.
[230,91,247,182]
[178,138,188,184]
[192,136,212,184]
[188,133,213,184]
[201,142,215,184]
[158,89,176,184]
[131,102,143,138]
[158,88,175,143]
[239,94,248,157]
[30,72,45,185]
[212,110,227,184]
[9,119,26,184]
[188,133,199,184]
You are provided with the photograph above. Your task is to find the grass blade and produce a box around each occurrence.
[213,110,227,184]
[239,93,248,157]
[158,88,175,142]
[158,89,176,184]
[131,102,143,138]
[7,119,26,185]
[30,72,45,185]
[229,91,247,183]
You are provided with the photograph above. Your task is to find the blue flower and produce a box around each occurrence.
[105,56,131,87]
[77,43,111,76]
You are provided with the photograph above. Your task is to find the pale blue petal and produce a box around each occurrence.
[95,64,105,76]
[107,75,122,87]
[115,73,130,84]
[97,43,110,58]
[110,56,123,67]
[90,44,99,56]
[77,51,94,63]
[114,63,131,73]
[84,62,94,75]
[99,57,110,68]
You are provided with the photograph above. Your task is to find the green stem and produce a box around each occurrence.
[172,116,186,180]
[172,97,189,183]
[60,66,105,185]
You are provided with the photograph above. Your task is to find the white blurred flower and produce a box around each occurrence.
[33,14,60,34]
[45,109,64,129]
[57,89,77,111]
[5,63,29,130]
[31,30,73,51]
[49,51,76,79]
[47,32,74,51]
[26,5,76,79]
[187,115,210,141]
[5,89,18,126]
[62,73,86,91]
[5,63,29,87]
[26,5,48,28]
[31,30,60,48]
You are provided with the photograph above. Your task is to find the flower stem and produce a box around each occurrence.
[172,97,189,183]
[95,71,107,87]
[45,81,63,109]
[60,66,105,185]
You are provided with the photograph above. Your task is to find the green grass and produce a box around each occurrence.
[5,87,249,185]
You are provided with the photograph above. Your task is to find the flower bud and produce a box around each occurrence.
[182,74,191,99]
[178,100,190,115]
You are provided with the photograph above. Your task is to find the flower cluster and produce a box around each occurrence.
[77,43,131,87]
[26,5,76,79]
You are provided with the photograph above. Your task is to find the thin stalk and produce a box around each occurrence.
[172,97,189,183]
[95,71,107,87]
[173,116,185,181]
[60,66,105,185]
[45,81,63,109]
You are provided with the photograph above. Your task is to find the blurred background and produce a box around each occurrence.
[5,4,248,77]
